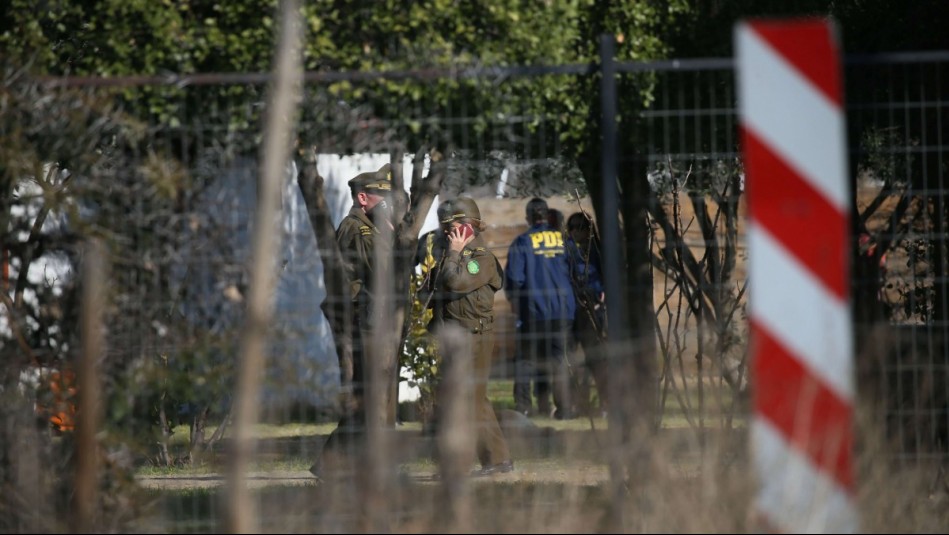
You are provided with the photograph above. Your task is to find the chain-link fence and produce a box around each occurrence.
[1,44,947,532]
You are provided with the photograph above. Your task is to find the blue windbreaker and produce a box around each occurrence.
[504,223,576,322]
[565,237,605,301]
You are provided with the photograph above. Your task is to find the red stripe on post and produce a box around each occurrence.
[751,319,855,491]
[743,127,849,300]
[740,17,856,531]
[749,20,842,106]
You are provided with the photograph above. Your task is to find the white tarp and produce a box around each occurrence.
[254,153,437,409]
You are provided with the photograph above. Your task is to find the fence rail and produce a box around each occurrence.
[2,48,947,533]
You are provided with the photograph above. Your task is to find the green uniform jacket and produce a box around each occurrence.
[336,206,389,321]
[431,235,503,333]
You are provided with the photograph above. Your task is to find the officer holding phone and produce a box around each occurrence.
[429,197,514,476]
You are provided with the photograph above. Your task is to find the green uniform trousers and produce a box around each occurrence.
[437,328,510,467]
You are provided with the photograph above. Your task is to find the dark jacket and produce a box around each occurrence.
[565,237,604,304]
[336,206,389,322]
[565,236,606,331]
[504,223,576,323]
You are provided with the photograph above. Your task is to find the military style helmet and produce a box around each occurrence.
[348,163,392,195]
[447,196,482,224]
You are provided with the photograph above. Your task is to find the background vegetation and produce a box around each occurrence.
[0,0,946,532]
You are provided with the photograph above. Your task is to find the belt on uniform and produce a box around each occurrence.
[437,317,494,334]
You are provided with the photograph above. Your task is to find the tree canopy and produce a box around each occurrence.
[1,1,687,158]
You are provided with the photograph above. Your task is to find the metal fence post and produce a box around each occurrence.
[599,32,629,533]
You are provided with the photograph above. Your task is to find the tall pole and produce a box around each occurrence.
[75,239,107,534]
[737,18,857,533]
[225,0,301,532]
[599,33,628,533]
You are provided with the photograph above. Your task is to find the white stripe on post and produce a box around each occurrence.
[737,18,857,533]
[753,421,860,533]
[738,28,849,210]
[748,224,854,400]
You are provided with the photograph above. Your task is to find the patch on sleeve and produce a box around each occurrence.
[359,225,372,236]
[466,259,480,274]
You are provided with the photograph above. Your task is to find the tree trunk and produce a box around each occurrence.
[296,157,356,410]
[296,147,444,427]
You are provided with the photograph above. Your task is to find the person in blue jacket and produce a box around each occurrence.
[565,211,609,416]
[505,198,577,419]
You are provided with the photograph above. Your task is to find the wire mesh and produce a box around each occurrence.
[1,51,947,532]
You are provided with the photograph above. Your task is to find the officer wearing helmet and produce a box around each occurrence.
[429,196,514,476]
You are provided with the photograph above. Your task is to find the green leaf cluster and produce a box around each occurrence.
[2,1,690,161]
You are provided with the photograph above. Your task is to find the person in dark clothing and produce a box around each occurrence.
[505,198,577,419]
[547,208,565,235]
[312,163,393,478]
[543,206,587,410]
[565,211,609,415]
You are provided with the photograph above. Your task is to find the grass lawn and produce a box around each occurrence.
[140,377,744,481]
[162,378,742,448]
[486,378,743,430]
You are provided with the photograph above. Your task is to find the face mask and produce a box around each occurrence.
[367,197,392,224]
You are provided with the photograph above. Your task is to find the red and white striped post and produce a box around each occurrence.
[736,19,857,533]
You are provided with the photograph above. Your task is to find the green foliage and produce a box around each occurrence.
[0,62,247,467]
[1,0,689,161]
[107,342,235,449]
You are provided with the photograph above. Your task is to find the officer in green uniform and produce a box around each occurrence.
[430,197,514,476]
[337,164,394,314]
[314,163,393,478]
